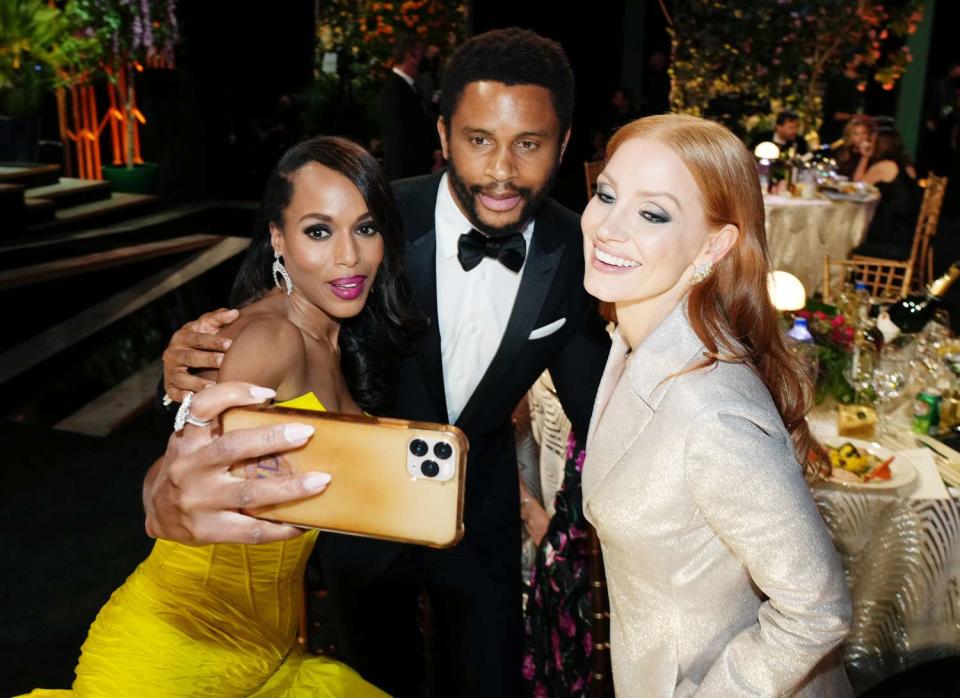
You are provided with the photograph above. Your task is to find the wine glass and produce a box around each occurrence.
[843,362,872,405]
[871,347,908,438]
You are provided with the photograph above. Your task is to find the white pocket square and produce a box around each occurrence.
[528,317,566,340]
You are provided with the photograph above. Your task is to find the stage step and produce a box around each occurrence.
[55,358,162,436]
[25,177,112,209]
[25,197,56,225]
[0,183,26,235]
[27,192,159,236]
[0,161,61,188]
[0,200,254,266]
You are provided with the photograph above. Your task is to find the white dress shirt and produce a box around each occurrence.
[391,66,416,90]
[434,173,533,423]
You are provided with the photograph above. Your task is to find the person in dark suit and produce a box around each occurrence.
[148,28,610,698]
[379,35,439,180]
[752,110,810,156]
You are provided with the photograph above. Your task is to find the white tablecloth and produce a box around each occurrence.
[765,194,880,296]
[809,403,960,693]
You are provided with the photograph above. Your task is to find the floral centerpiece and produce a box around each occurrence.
[792,302,856,404]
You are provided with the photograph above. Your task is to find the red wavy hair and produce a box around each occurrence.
[607,114,824,473]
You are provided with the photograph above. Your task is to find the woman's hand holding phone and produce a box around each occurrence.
[144,381,333,546]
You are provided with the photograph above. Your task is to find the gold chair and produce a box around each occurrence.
[584,160,604,201]
[589,525,612,697]
[912,174,948,289]
[822,255,912,304]
[852,173,948,291]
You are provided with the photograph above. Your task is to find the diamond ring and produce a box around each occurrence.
[174,392,214,432]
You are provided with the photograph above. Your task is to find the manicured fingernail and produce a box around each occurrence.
[215,353,224,366]
[303,472,332,491]
[249,386,276,400]
[222,338,233,350]
[284,423,314,441]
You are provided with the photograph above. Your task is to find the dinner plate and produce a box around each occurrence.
[822,190,873,202]
[824,438,917,490]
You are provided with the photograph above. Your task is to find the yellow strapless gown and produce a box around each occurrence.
[23,394,386,697]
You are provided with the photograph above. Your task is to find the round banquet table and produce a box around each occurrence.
[765,193,880,296]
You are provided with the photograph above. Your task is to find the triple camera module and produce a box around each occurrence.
[408,437,455,482]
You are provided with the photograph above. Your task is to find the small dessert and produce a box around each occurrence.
[838,404,877,439]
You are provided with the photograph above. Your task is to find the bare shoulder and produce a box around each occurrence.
[218,298,306,388]
[864,160,898,184]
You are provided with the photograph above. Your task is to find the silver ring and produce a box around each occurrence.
[174,392,213,432]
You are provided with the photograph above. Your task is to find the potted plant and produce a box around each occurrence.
[73,0,179,193]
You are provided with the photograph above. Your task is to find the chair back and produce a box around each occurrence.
[822,255,912,304]
[911,174,948,289]
[584,160,604,201]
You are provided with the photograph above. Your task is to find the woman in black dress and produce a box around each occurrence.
[852,127,922,259]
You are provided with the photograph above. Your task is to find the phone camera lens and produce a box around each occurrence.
[421,460,440,478]
[410,439,428,457]
[433,442,453,460]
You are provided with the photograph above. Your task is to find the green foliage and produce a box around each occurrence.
[308,0,466,133]
[670,0,925,134]
[0,0,69,114]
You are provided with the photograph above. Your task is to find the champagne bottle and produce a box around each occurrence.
[888,262,960,334]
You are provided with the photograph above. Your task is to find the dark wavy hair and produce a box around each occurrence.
[440,27,574,137]
[230,135,424,413]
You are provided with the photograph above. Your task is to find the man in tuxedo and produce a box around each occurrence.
[752,110,810,156]
[379,35,439,180]
[149,28,610,697]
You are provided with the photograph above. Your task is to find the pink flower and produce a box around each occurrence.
[558,609,576,637]
[813,310,828,321]
[522,654,536,680]
[831,315,846,328]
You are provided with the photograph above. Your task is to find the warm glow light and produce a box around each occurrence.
[768,270,806,311]
[754,141,780,160]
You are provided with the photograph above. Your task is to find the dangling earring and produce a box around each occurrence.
[272,250,293,295]
[691,261,713,286]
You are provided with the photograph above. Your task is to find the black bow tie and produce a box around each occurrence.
[457,229,526,273]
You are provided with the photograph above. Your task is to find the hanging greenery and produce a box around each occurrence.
[669,0,925,135]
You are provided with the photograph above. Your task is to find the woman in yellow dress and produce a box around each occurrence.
[24,136,423,696]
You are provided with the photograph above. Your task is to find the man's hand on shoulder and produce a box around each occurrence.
[163,308,239,403]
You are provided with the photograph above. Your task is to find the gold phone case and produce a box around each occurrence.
[221,405,468,548]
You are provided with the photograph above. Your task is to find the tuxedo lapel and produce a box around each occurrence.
[455,208,564,428]
[396,174,449,423]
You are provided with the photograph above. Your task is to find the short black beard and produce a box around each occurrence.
[446,156,558,238]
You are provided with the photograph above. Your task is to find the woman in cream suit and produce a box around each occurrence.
[581,114,852,697]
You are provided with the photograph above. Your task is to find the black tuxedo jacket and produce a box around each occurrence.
[378,72,438,180]
[322,172,611,585]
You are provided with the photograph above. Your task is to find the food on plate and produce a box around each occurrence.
[827,442,893,482]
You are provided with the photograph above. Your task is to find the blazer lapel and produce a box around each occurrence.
[583,304,707,504]
[454,218,563,428]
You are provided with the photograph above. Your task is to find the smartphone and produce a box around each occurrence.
[221,404,468,548]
